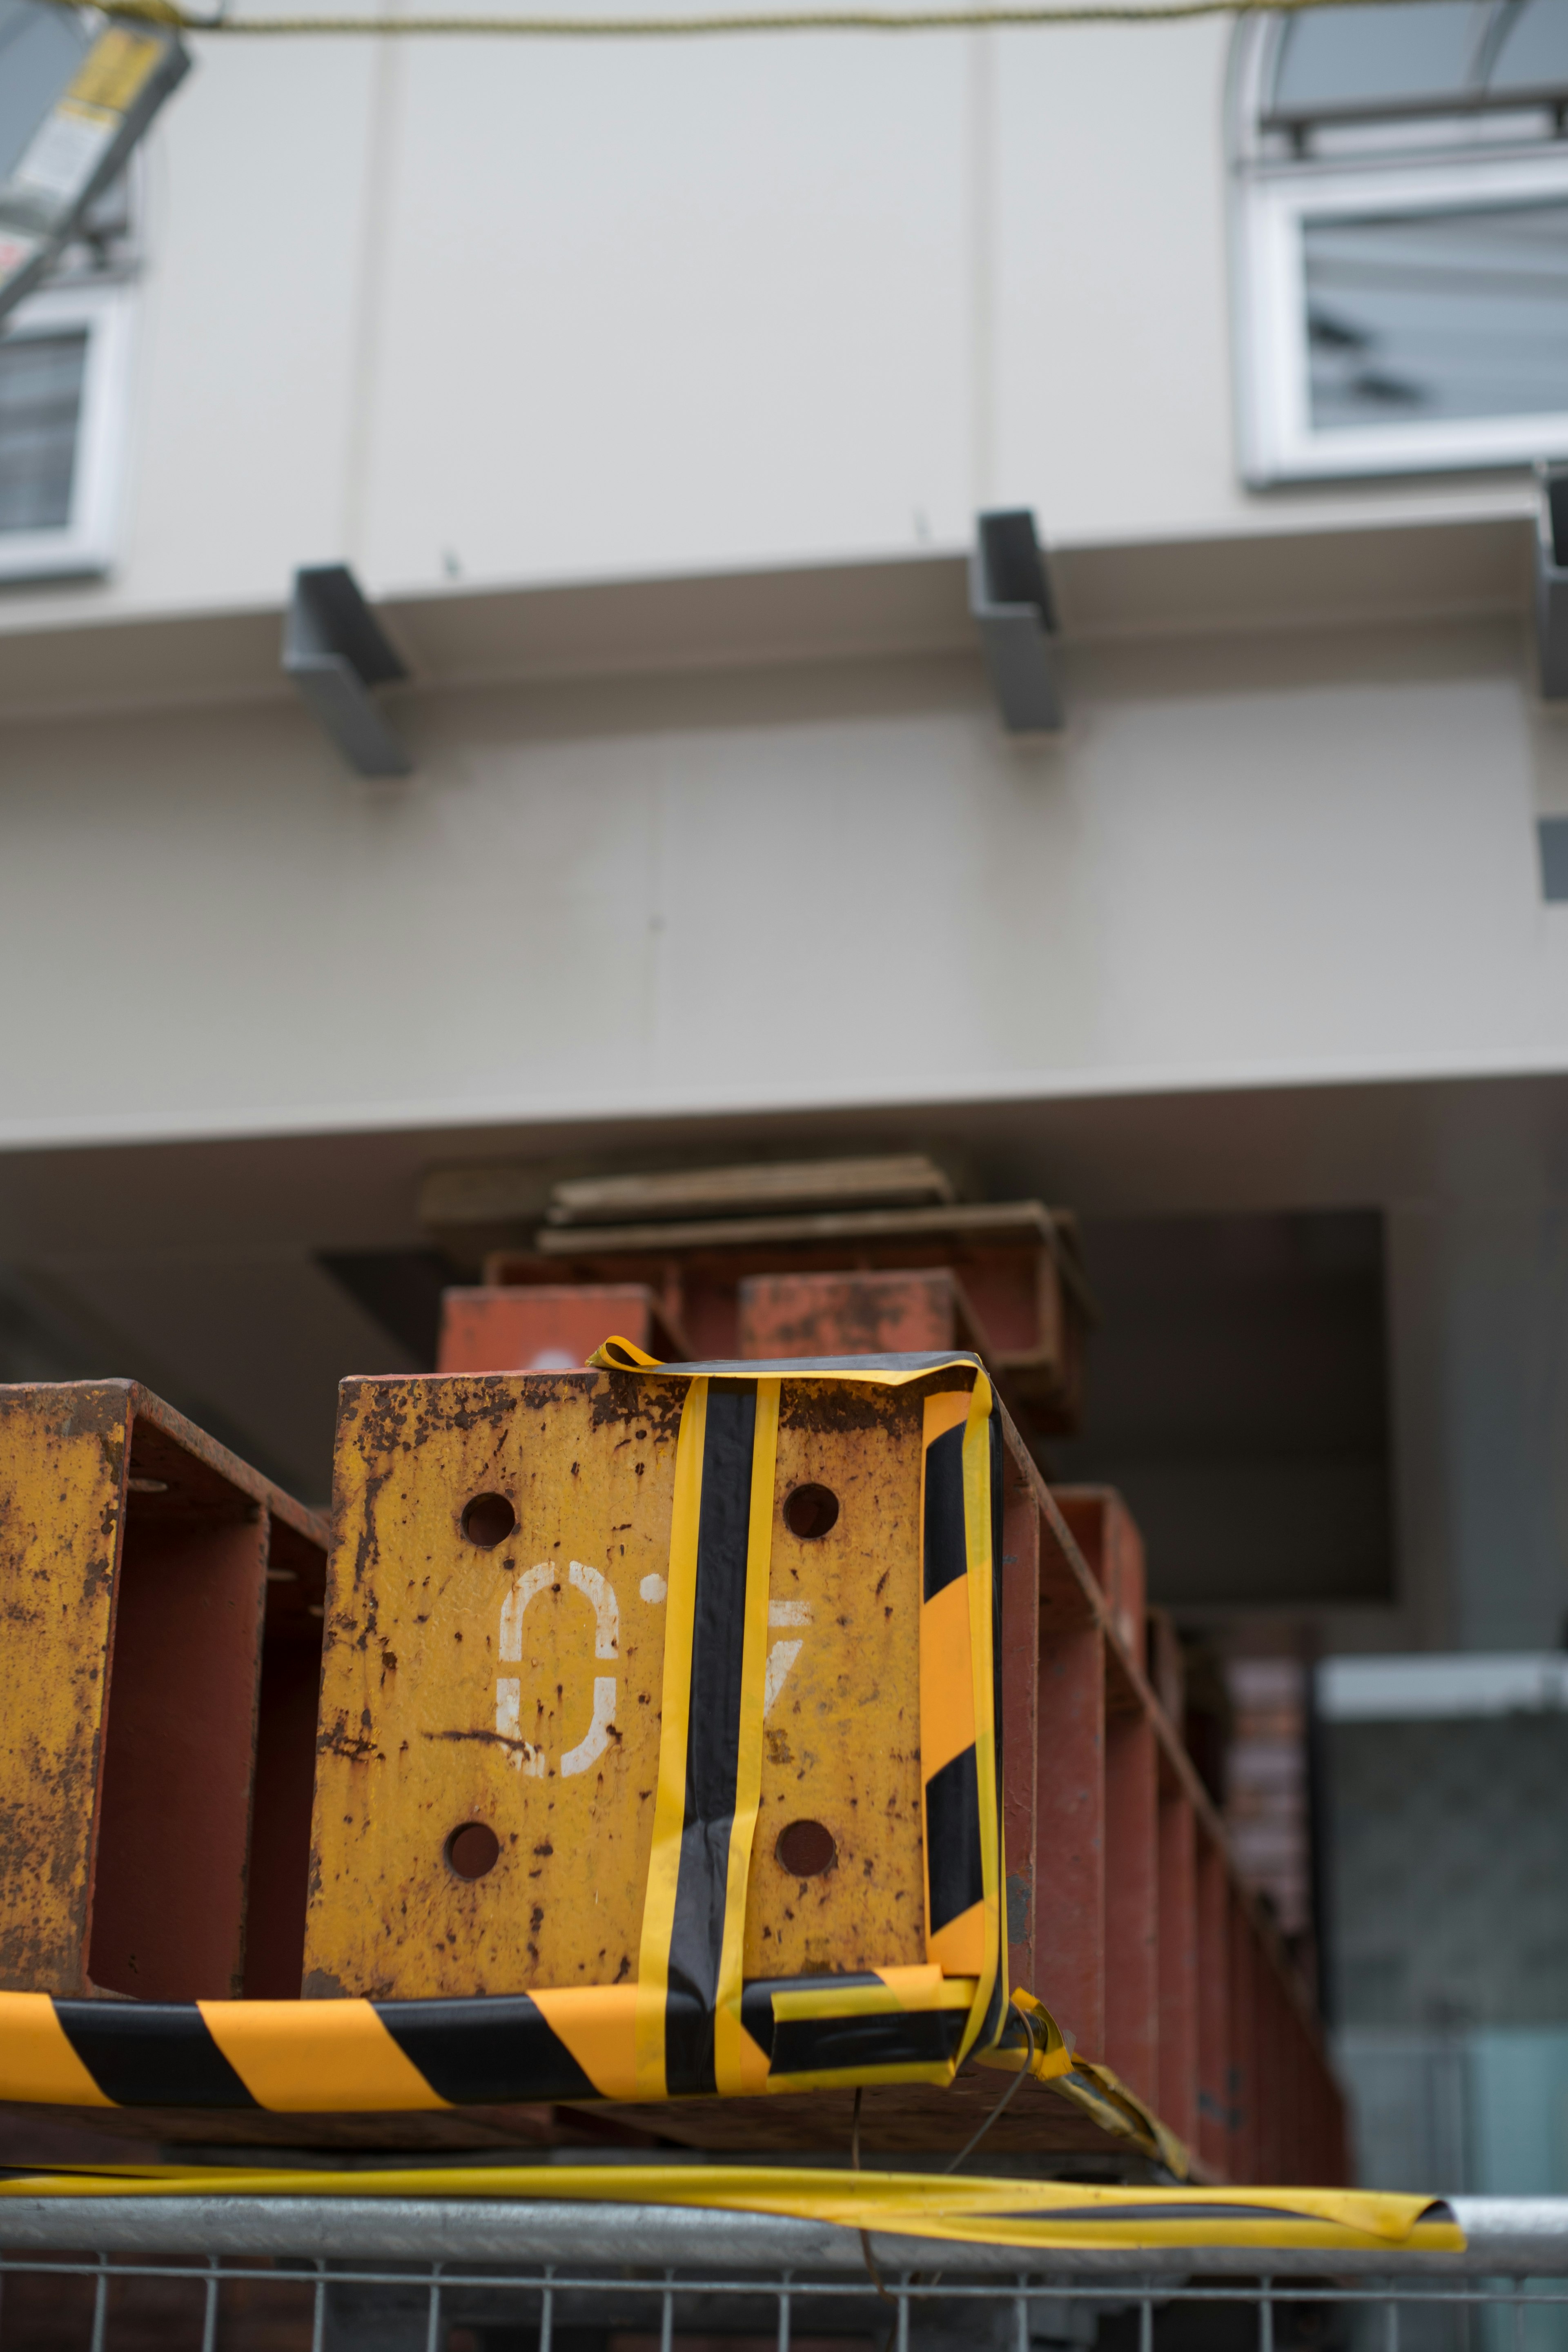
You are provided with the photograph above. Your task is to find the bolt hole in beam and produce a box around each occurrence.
[775,1818,837,1877]
[782,1484,839,1540]
[445,1822,501,1880]
[462,1492,516,1548]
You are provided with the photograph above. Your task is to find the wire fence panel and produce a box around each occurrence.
[3,2200,1568,2352]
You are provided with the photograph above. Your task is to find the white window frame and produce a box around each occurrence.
[0,276,134,583]
[1229,17,1568,486]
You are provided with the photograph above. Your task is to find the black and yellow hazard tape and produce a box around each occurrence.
[0,1345,1052,2124]
[0,1967,1001,2112]
[0,2158,1463,2261]
[595,1339,1008,2093]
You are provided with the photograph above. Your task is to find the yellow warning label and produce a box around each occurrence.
[67,28,164,115]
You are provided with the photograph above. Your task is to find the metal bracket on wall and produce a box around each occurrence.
[970,509,1063,735]
[1536,467,1568,705]
[1532,470,1568,900]
[283,565,412,777]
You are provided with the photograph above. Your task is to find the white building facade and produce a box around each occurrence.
[5,0,1568,2185]
[4,0,1568,1606]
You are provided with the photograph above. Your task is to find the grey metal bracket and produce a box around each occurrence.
[1535,466,1568,702]
[283,565,412,777]
[970,508,1063,735]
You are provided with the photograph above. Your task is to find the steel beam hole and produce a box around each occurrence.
[462,1493,516,1548]
[776,1818,837,1877]
[782,1484,839,1540]
[445,1822,501,1881]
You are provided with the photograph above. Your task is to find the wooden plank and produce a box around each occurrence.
[528,1198,1066,1259]
[546,1156,956,1225]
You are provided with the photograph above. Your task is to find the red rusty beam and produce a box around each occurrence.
[439,1283,686,1373]
[1034,1505,1106,2061]
[738,1266,985,1361]
[0,1383,329,2005]
[432,1275,1345,2179]
[1000,1429,1042,1993]
[1054,1489,1145,1659]
[1157,1771,1199,2151]
[1104,1700,1159,2112]
[1196,1831,1232,2176]
[488,1209,1089,1432]
[1228,1893,1259,2185]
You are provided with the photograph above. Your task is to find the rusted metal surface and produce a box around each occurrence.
[1104,1706,1159,2103]
[1022,1440,1346,2183]
[305,1356,1343,2179]
[0,1364,1342,2178]
[304,1369,932,2001]
[0,1385,125,1998]
[244,1516,330,2000]
[305,1372,677,2001]
[737,1268,982,1361]
[1156,1768,1199,2149]
[438,1285,687,1376]
[1054,1488,1145,1661]
[486,1202,1089,1434]
[0,1382,328,2002]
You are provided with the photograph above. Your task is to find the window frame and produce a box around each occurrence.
[0,275,134,583]
[1229,13,1568,486]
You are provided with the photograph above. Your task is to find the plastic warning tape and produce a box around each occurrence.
[0,1347,1016,2117]
[0,2156,1466,2261]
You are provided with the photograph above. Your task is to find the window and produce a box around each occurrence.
[0,278,131,578]
[0,157,136,584]
[1230,0,1568,483]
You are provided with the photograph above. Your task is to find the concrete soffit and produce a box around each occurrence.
[0,509,1537,728]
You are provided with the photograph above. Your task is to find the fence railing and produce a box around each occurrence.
[3,2196,1568,2352]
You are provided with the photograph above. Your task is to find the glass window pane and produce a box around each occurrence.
[0,327,86,532]
[0,0,94,185]
[1304,198,1568,429]
[1489,0,1568,90]
[1272,1,1482,112]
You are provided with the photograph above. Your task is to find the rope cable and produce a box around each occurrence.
[95,0,1489,40]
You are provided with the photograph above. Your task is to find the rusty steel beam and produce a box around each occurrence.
[439,1282,687,1374]
[0,1383,328,2005]
[481,1206,1089,1434]
[422,1281,1343,2177]
[304,1369,936,2003]
[737,1266,985,1362]
[1156,1770,1200,2152]
[0,1343,1344,2180]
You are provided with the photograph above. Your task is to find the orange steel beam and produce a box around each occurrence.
[431,1274,1345,2180]
[0,1383,328,2005]
[1157,1769,1200,2151]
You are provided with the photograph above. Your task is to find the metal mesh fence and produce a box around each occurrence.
[3,2199,1568,2352]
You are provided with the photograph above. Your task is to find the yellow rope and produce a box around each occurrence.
[102,0,1484,37]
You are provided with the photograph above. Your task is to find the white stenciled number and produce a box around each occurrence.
[764,1597,811,1720]
[496,1560,619,1776]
